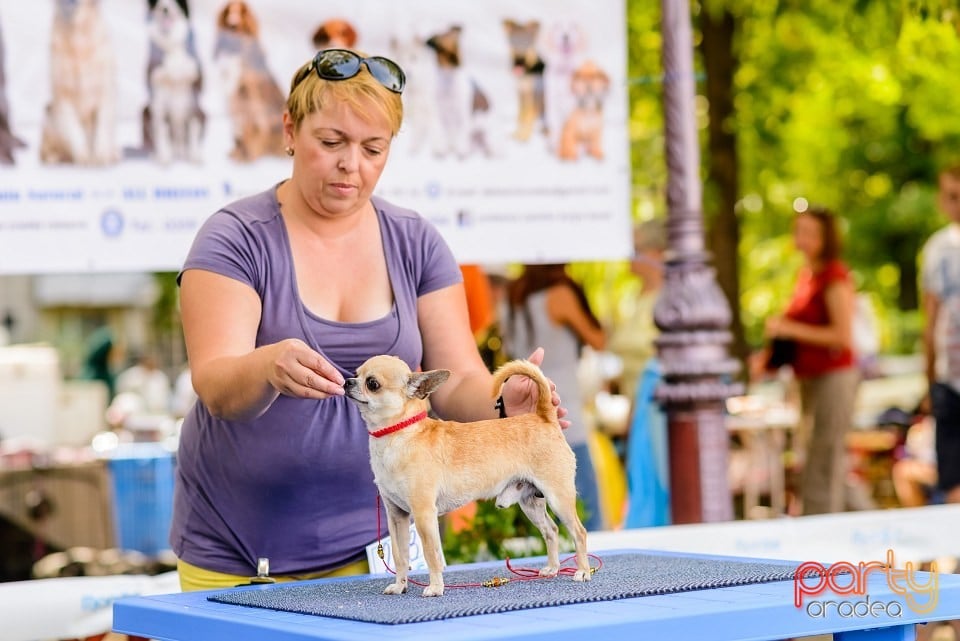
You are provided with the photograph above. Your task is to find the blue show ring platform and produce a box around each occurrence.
[206,550,799,624]
[113,549,959,641]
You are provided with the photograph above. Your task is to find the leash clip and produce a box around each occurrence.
[249,557,276,584]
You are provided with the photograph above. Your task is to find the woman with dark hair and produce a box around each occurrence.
[505,264,606,529]
[764,206,858,515]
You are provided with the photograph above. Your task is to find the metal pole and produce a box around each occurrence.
[655,0,743,523]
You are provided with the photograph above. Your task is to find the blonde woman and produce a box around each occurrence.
[173,49,566,591]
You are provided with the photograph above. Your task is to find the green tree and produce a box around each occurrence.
[602,1,960,359]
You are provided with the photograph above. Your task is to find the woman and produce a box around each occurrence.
[764,206,858,515]
[505,264,606,530]
[173,49,566,591]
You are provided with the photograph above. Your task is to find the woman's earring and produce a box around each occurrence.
[285,147,294,157]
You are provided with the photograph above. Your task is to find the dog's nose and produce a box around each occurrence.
[344,377,357,391]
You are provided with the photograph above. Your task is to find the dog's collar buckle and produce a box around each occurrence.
[369,410,428,438]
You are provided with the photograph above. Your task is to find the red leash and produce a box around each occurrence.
[375,494,602,588]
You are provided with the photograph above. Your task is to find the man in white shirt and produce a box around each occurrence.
[115,351,171,415]
[921,165,960,504]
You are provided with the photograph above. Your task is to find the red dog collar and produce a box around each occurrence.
[369,411,428,438]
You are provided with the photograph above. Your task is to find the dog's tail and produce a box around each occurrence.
[491,359,556,423]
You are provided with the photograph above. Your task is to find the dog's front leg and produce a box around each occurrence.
[92,95,118,165]
[150,102,172,166]
[53,102,90,164]
[586,114,604,160]
[382,499,410,595]
[187,113,203,164]
[148,72,172,166]
[411,499,445,597]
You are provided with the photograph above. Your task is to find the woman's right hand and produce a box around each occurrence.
[182,270,345,420]
[265,338,345,399]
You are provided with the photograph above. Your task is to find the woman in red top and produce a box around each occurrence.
[765,206,858,515]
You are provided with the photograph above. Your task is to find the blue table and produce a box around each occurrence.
[113,550,959,641]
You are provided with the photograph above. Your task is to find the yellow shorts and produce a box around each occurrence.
[177,556,370,592]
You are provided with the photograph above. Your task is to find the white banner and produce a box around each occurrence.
[589,504,960,565]
[0,571,180,641]
[0,0,631,274]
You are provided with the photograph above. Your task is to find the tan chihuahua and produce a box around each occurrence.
[344,355,591,597]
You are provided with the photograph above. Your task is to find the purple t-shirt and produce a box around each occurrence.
[171,186,461,576]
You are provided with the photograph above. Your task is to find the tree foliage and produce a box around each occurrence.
[583,0,960,357]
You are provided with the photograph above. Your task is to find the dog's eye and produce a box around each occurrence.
[365,377,380,392]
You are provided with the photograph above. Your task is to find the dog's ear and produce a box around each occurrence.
[406,369,451,399]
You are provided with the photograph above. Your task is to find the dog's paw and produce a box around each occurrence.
[421,583,444,597]
[572,569,592,582]
[538,565,559,578]
[383,581,407,595]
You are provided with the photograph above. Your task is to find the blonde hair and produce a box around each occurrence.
[286,53,404,136]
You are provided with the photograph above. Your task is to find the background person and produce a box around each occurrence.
[173,49,567,592]
[504,263,606,530]
[892,413,938,508]
[608,219,670,527]
[763,206,858,515]
[78,326,117,401]
[921,164,960,506]
[115,350,172,415]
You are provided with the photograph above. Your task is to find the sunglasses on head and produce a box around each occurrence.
[295,48,406,94]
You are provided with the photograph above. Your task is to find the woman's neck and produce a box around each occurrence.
[807,256,827,272]
[276,180,371,240]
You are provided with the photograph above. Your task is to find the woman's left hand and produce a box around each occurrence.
[501,347,571,429]
[764,315,785,339]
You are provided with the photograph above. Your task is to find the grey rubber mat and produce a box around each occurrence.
[208,552,801,625]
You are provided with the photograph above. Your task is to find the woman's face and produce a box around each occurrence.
[793,213,824,262]
[938,172,960,225]
[284,98,392,218]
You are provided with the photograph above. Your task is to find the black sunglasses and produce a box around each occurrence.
[295,49,405,94]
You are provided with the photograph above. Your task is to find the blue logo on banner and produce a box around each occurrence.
[100,209,124,237]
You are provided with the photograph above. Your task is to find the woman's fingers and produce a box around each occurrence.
[271,340,345,399]
[526,346,545,366]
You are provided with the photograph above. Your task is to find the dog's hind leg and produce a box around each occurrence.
[518,485,560,577]
[381,498,411,595]
[543,484,591,582]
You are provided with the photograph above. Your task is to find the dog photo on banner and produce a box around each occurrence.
[0,0,630,274]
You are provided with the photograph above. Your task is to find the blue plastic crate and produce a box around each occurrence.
[107,443,176,557]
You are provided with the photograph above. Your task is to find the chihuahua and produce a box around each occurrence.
[344,355,590,597]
